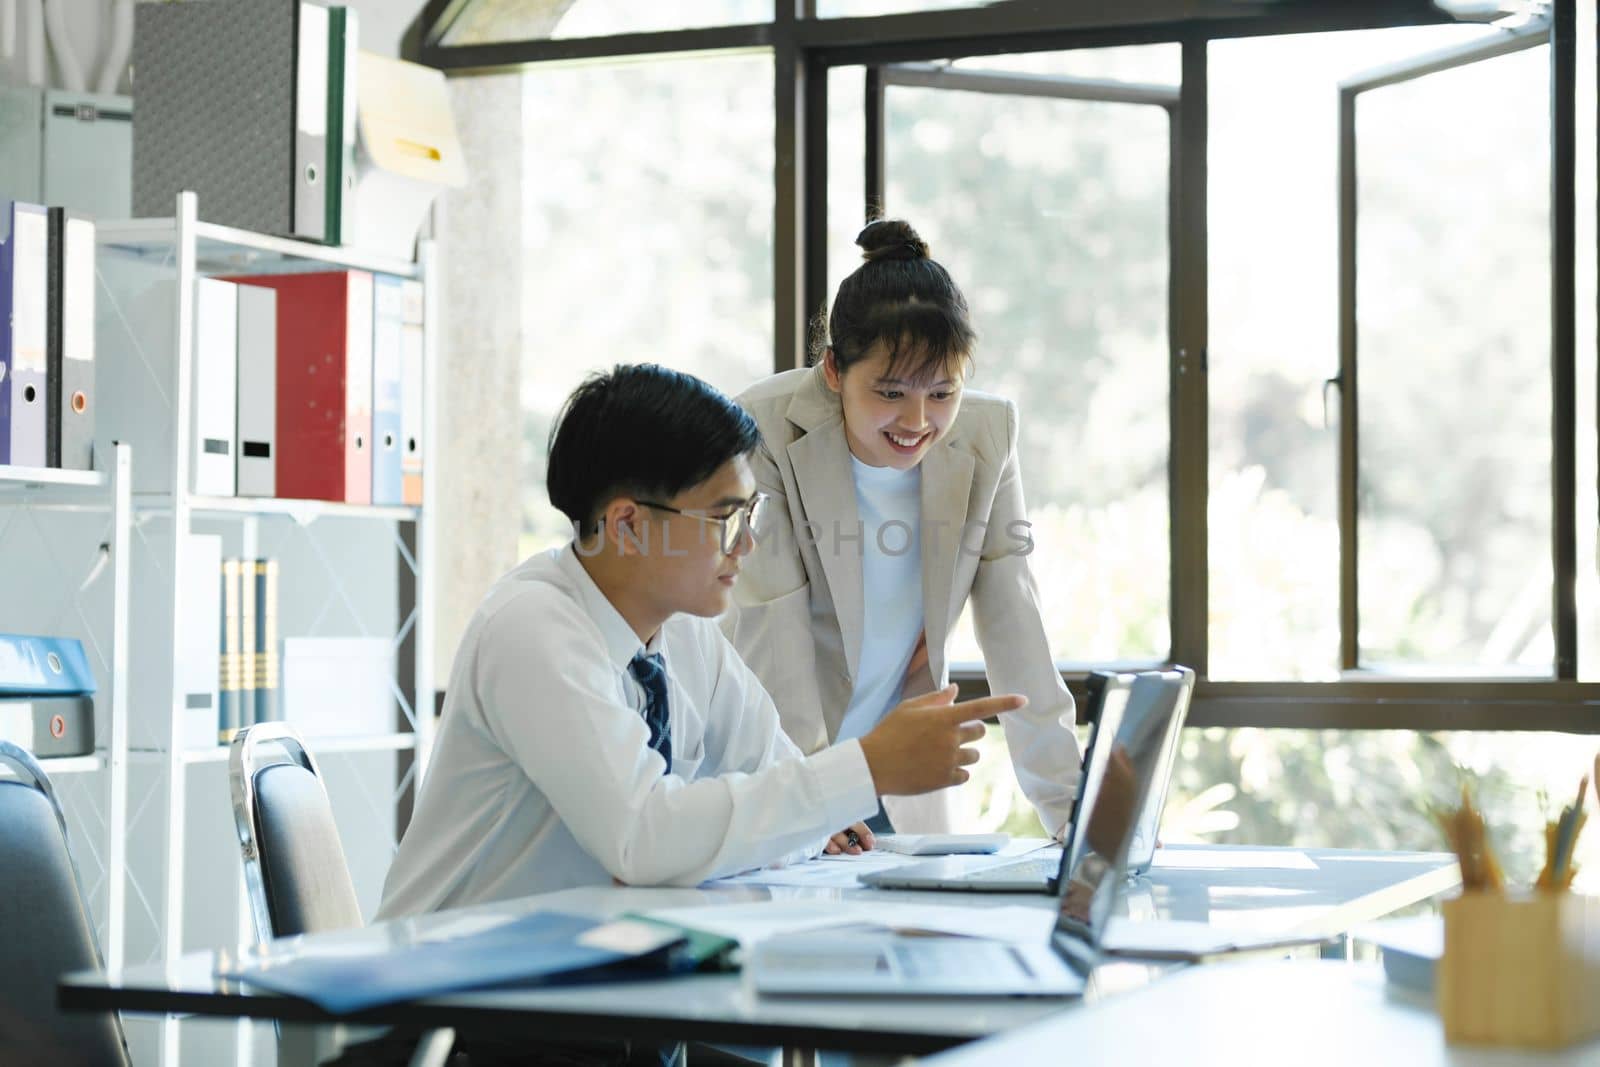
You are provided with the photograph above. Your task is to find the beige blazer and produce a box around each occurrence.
[721,366,1082,834]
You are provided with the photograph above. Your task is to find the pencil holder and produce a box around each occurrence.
[1438,892,1600,1048]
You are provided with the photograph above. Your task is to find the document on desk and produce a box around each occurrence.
[215,911,687,1014]
[646,900,1056,948]
[712,851,920,889]
[710,837,1054,890]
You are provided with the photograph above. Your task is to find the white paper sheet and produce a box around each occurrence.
[711,851,922,889]
[709,837,1058,890]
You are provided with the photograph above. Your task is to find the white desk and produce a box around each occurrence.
[60,846,1459,1064]
[921,960,1600,1066]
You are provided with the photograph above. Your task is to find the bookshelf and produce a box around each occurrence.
[94,191,438,1067]
[0,444,132,981]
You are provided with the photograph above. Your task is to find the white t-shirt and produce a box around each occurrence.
[836,456,924,742]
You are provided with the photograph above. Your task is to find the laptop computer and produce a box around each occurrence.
[747,664,1187,997]
[862,667,1193,893]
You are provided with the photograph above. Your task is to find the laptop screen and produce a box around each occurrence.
[1050,669,1192,964]
[1052,671,1134,888]
[1126,668,1196,873]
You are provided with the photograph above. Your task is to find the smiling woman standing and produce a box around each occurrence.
[722,218,1083,836]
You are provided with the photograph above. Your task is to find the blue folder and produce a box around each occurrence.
[0,634,96,696]
[217,910,689,1015]
[370,273,405,506]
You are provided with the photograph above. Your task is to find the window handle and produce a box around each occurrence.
[1322,374,1343,430]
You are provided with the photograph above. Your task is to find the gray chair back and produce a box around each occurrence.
[0,742,131,1066]
[229,723,363,941]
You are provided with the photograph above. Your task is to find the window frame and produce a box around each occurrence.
[416,0,1593,732]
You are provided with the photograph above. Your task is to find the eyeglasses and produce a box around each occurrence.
[636,492,769,555]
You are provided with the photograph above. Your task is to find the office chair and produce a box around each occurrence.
[230,723,454,1067]
[0,741,132,1067]
[230,722,364,940]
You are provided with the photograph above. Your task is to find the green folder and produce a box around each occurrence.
[621,913,740,973]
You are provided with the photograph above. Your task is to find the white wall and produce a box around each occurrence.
[0,0,423,91]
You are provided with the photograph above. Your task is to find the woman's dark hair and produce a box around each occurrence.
[810,218,976,384]
[547,363,761,535]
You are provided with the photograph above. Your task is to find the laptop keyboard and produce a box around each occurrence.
[892,941,1031,980]
[962,856,1058,884]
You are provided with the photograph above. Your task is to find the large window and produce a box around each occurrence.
[519,55,774,556]
[464,0,1593,705]
[1207,25,1558,681]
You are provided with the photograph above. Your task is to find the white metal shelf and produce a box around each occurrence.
[133,493,421,524]
[97,216,420,279]
[0,465,109,489]
[36,753,109,775]
[96,194,437,1067]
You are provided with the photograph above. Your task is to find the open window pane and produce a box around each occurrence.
[871,71,1170,665]
[1355,44,1551,676]
[519,56,774,557]
[1206,24,1514,682]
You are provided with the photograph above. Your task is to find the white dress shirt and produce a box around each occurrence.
[378,544,878,919]
[836,456,923,742]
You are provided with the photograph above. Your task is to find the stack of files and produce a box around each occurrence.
[132,0,361,244]
[176,540,283,749]
[217,911,690,1014]
[1,201,49,467]
[399,278,425,505]
[217,556,282,743]
[97,276,242,496]
[0,633,95,758]
[371,275,405,505]
[99,267,414,505]
[45,207,96,470]
[192,278,238,496]
[235,285,278,497]
[226,271,373,504]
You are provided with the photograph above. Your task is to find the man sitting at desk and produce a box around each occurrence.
[379,363,1022,916]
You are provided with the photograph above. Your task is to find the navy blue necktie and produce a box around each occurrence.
[628,651,672,772]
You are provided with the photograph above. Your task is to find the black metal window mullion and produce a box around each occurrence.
[864,66,885,220]
[775,2,807,375]
[1337,17,1568,680]
[1170,35,1209,676]
[1336,85,1360,673]
[1551,0,1578,681]
[803,50,830,352]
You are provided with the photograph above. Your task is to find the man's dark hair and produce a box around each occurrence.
[547,363,761,534]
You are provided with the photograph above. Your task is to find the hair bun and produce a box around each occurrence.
[856,218,929,263]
